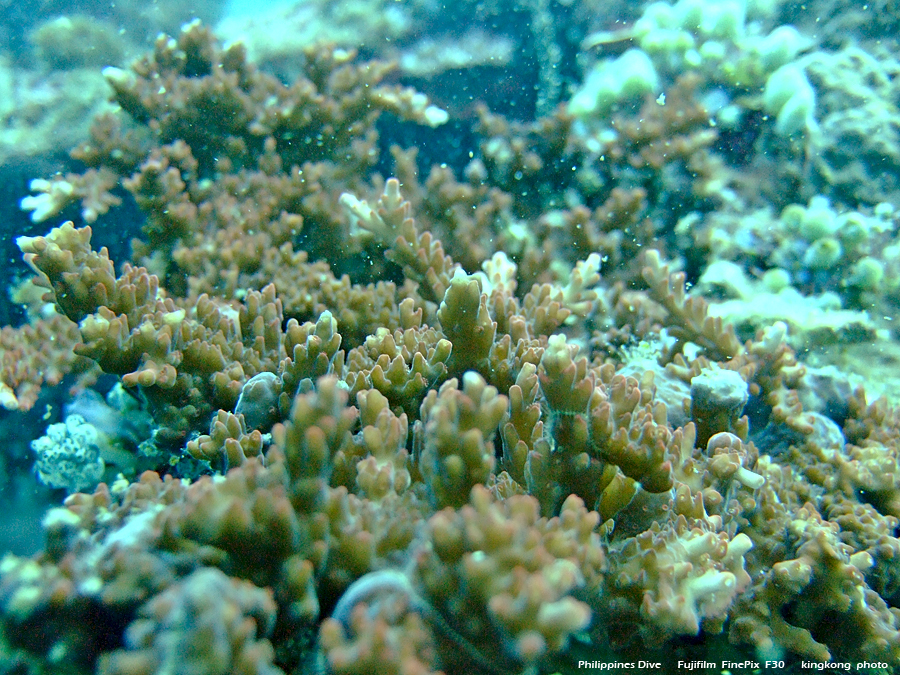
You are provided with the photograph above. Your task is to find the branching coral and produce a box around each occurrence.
[4,15,900,675]
[0,311,91,412]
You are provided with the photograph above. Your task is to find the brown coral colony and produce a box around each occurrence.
[2,17,900,675]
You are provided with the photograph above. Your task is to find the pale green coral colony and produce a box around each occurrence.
[573,0,816,137]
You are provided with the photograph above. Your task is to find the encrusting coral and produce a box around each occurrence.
[3,17,900,675]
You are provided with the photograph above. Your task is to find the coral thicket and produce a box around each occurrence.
[2,9,900,675]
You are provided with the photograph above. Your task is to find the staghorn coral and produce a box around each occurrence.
[605,517,754,646]
[10,176,898,670]
[341,177,459,308]
[0,311,92,412]
[412,485,604,672]
[320,592,439,675]
[417,373,508,510]
[343,323,451,418]
[17,222,351,449]
[21,21,449,319]
[528,332,682,521]
[731,501,900,663]
[5,15,900,675]
[10,170,897,673]
[97,568,281,675]
[186,408,266,470]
